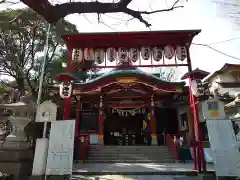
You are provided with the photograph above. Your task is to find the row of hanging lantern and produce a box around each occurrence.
[72,45,187,64]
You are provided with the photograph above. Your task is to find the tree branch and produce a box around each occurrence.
[48,0,184,27]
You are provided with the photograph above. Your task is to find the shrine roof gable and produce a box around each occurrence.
[73,67,185,89]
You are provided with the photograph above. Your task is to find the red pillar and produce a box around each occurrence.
[64,97,71,120]
[63,47,73,121]
[190,93,206,172]
[150,95,157,144]
[75,96,81,136]
[98,96,104,144]
[186,46,197,170]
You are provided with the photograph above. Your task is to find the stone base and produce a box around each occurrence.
[0,149,33,161]
[198,173,216,180]
[0,141,30,150]
[0,162,32,180]
[30,175,45,180]
[31,175,71,180]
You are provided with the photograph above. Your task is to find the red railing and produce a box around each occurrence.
[77,133,90,161]
[165,133,179,160]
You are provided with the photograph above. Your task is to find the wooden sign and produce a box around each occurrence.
[46,120,75,175]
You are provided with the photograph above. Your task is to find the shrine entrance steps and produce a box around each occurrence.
[85,145,175,163]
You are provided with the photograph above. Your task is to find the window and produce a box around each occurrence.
[180,112,188,130]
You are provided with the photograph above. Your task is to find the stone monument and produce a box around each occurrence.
[0,100,35,179]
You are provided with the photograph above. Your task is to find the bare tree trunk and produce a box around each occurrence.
[16,77,25,97]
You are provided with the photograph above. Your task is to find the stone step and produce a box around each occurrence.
[89,149,170,152]
[88,153,173,157]
[87,145,174,163]
[88,150,171,154]
[86,158,173,161]
[89,145,168,149]
[89,155,173,159]
[83,159,176,163]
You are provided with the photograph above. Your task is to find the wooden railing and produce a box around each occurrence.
[165,133,179,160]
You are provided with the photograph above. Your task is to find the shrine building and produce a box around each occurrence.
[55,30,204,149]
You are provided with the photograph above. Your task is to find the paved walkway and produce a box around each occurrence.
[73,163,214,174]
[72,174,200,180]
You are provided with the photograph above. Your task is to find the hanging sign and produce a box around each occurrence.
[176,45,187,61]
[107,47,117,62]
[152,47,163,61]
[94,48,105,64]
[141,46,151,60]
[164,45,175,59]
[118,47,128,62]
[72,48,83,63]
[129,48,139,62]
[111,107,146,116]
[84,48,94,61]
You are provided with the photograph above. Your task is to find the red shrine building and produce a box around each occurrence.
[56,30,202,144]
[55,30,207,168]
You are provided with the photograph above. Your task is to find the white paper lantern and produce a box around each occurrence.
[107,47,117,62]
[190,79,205,97]
[152,47,163,62]
[118,47,128,62]
[94,48,105,64]
[72,48,83,63]
[176,45,187,61]
[141,46,151,60]
[84,48,94,61]
[59,82,72,99]
[129,48,139,62]
[164,45,175,59]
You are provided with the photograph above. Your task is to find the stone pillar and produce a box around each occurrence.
[98,96,104,144]
[150,95,157,145]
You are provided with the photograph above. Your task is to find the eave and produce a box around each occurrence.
[62,30,201,49]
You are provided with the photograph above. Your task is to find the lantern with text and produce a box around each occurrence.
[191,79,204,97]
[59,82,72,99]
[190,79,210,100]
[94,49,105,64]
[118,47,128,62]
[107,47,117,62]
[84,48,94,61]
[152,47,163,62]
[141,46,151,60]
[129,48,139,62]
[72,48,83,62]
[164,45,175,59]
[176,45,187,61]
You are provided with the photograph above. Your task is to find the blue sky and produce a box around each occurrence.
[1,0,240,79]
